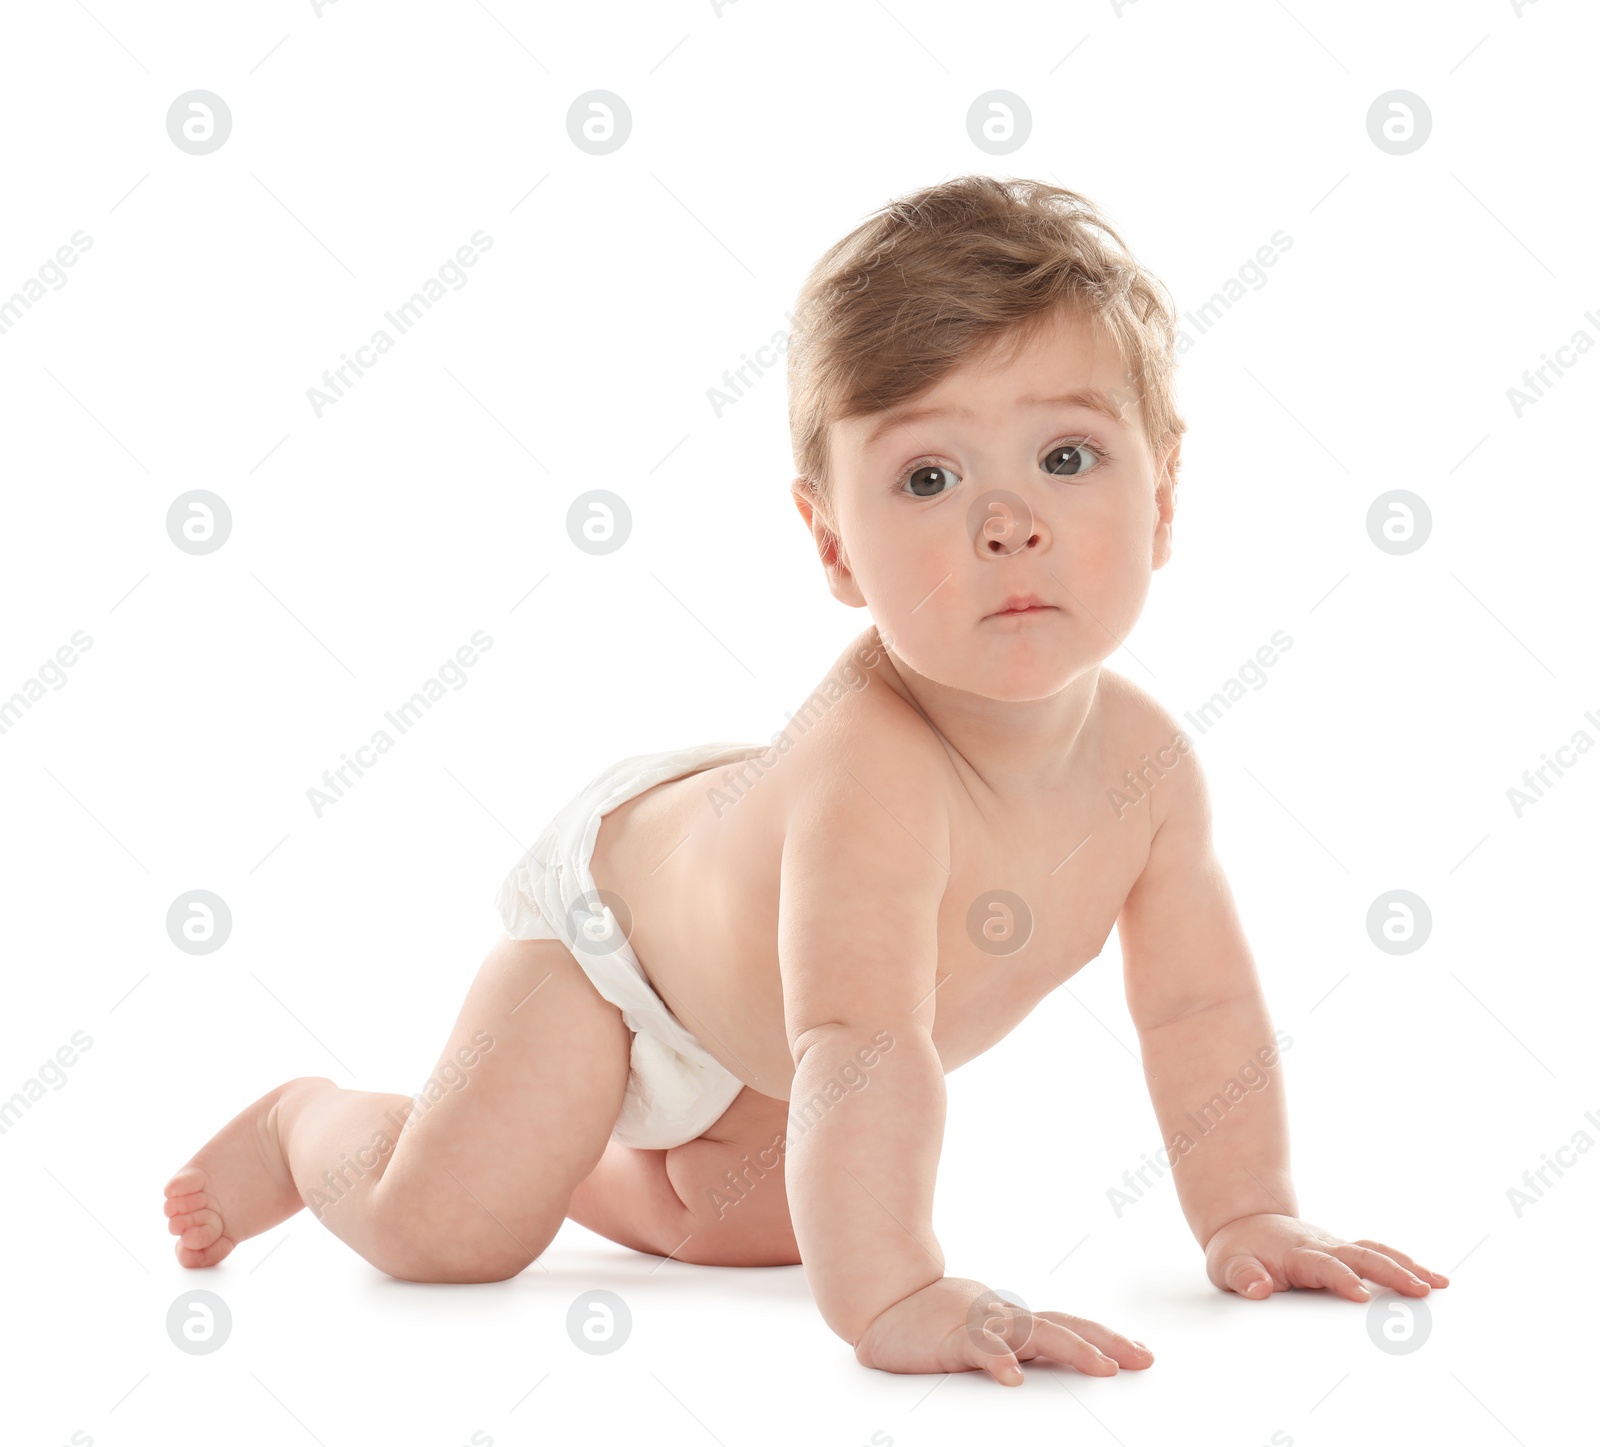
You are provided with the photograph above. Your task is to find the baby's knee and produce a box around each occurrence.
[670,1222,801,1268]
[379,1243,531,1284]
[370,1199,562,1284]
[674,1186,801,1267]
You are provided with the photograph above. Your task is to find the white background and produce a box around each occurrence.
[2,1,1595,1444]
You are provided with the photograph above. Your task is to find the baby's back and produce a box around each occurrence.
[589,627,1170,1102]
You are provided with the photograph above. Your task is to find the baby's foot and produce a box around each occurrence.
[162,1078,322,1267]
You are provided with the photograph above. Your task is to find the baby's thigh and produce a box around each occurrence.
[382,934,631,1226]
[666,1087,800,1266]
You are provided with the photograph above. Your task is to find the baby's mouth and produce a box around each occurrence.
[987,601,1058,619]
[987,591,1056,619]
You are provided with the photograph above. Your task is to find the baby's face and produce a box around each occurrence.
[808,305,1177,701]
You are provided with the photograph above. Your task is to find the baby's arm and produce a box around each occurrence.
[778,747,950,1343]
[779,735,1152,1383]
[1117,736,1447,1300]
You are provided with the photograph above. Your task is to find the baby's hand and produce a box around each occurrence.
[854,1276,1155,1386]
[1204,1214,1450,1301]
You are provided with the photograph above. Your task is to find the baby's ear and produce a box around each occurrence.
[1156,431,1182,497]
[789,476,826,553]
[1151,436,1180,571]
[790,477,864,605]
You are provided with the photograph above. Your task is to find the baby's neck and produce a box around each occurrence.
[871,644,1102,800]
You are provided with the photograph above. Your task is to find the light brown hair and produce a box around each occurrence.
[787,175,1187,526]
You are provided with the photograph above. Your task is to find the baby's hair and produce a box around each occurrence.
[787,174,1187,526]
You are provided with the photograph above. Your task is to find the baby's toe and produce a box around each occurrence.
[175,1236,234,1269]
[167,1209,211,1238]
[164,1166,208,1199]
[178,1210,224,1250]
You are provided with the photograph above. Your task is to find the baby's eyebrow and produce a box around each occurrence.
[864,387,1130,450]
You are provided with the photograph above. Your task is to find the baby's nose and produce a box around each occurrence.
[971,489,1046,556]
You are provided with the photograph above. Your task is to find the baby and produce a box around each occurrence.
[163,175,1446,1385]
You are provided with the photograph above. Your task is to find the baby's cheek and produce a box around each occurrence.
[887,549,965,620]
[1068,531,1150,620]
[1060,529,1120,589]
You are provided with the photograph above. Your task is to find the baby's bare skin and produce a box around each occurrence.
[164,302,1446,1385]
[586,631,1155,1099]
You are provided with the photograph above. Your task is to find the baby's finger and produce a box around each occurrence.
[970,1328,1025,1386]
[1353,1239,1450,1288]
[1330,1243,1430,1296]
[1217,1253,1275,1299]
[1285,1247,1369,1300]
[1025,1319,1119,1376]
[1035,1311,1154,1368]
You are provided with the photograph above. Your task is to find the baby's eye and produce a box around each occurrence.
[900,462,961,498]
[1043,440,1103,477]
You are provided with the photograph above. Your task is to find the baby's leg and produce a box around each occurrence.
[163,934,630,1282]
[567,1086,801,1267]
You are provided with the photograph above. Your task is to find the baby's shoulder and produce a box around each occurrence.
[1095,667,1188,746]
[1093,668,1205,830]
[775,652,954,840]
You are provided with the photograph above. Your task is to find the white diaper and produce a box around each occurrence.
[494,739,772,1150]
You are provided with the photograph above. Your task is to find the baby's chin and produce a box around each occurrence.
[891,636,1101,702]
[966,665,1096,703]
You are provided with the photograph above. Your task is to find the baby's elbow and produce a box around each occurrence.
[789,1020,910,1074]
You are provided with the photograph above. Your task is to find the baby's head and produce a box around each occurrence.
[788,176,1186,702]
